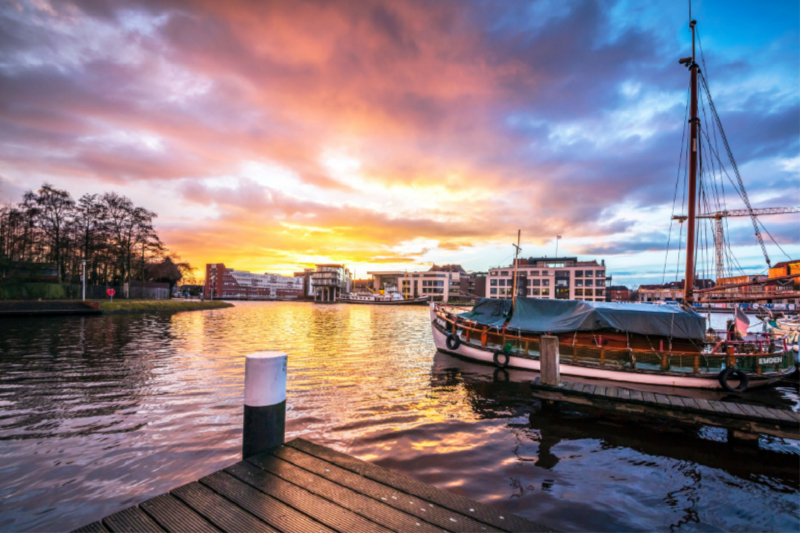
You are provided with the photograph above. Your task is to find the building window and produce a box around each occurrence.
[542,279,550,287]
[596,289,604,297]
[585,289,593,296]
[490,279,497,286]
[490,288,497,295]
[499,279,506,286]
[575,288,583,296]
[541,270,548,275]
[575,270,583,278]
[501,271,508,276]
[531,270,539,276]
[585,271,593,277]
[530,279,540,286]
[575,279,583,287]
[542,288,550,296]
[531,288,540,296]
[596,270,605,277]
[546,262,565,268]
[584,279,592,287]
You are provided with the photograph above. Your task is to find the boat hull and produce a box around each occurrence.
[339,297,430,305]
[429,304,794,390]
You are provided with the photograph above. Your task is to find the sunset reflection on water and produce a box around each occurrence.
[0,301,797,532]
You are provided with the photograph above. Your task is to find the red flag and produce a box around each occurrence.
[735,306,750,337]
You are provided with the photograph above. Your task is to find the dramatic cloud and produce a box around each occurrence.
[1,0,797,284]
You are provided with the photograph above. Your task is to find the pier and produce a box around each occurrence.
[73,438,554,533]
[530,378,800,442]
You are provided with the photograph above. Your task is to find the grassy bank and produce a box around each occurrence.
[100,300,233,314]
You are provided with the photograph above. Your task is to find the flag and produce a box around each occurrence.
[557,235,561,239]
[735,306,750,337]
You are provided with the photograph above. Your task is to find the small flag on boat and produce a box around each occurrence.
[735,306,750,337]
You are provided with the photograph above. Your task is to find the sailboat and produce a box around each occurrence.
[429,18,796,391]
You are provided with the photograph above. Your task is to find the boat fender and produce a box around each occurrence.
[718,367,749,393]
[493,368,509,383]
[446,333,461,350]
[493,350,510,368]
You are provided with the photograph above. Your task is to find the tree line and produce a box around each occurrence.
[0,183,193,287]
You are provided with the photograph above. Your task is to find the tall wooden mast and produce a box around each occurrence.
[683,19,699,304]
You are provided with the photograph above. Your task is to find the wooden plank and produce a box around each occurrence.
[680,398,700,411]
[641,392,656,404]
[245,453,443,533]
[617,389,631,402]
[103,506,165,533]
[721,403,747,417]
[272,445,503,533]
[583,385,596,396]
[735,403,761,419]
[594,386,606,397]
[749,405,776,421]
[629,390,643,403]
[694,398,713,413]
[572,383,586,394]
[706,401,730,415]
[72,522,110,533]
[200,471,336,533]
[139,494,219,533]
[224,461,393,533]
[654,394,672,407]
[287,439,552,533]
[604,387,618,399]
[666,396,685,410]
[172,482,280,533]
[764,408,798,424]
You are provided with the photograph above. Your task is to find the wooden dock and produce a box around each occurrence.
[72,438,556,533]
[530,378,800,442]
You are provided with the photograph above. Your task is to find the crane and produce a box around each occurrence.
[672,206,800,280]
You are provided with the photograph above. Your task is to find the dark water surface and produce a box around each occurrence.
[0,302,798,532]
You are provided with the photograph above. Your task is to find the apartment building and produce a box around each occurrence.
[204,263,304,299]
[312,264,352,302]
[366,265,478,303]
[486,257,611,302]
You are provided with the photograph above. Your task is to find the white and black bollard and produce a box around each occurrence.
[242,351,287,459]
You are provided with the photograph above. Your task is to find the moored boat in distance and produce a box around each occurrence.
[339,291,430,305]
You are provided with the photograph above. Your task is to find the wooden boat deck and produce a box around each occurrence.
[530,379,800,441]
[72,438,556,533]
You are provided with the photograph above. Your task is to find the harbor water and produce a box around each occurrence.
[0,302,797,532]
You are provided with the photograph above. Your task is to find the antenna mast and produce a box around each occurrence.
[511,230,522,311]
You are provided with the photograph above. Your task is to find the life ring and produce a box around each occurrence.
[718,367,749,393]
[446,333,461,350]
[493,350,510,368]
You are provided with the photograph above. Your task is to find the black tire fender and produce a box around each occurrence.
[493,368,509,382]
[718,367,749,393]
[493,350,510,368]
[446,333,461,351]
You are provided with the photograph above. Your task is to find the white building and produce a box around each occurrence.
[487,257,610,302]
[204,263,303,299]
[368,265,472,303]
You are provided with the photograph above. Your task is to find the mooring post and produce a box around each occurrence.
[540,335,560,386]
[243,351,287,459]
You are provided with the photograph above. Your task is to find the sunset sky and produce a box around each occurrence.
[1,0,797,286]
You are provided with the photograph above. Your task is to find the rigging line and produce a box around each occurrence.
[699,72,769,266]
[757,217,793,261]
[664,85,692,284]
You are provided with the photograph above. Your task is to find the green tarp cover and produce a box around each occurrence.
[458,298,512,327]
[507,298,706,340]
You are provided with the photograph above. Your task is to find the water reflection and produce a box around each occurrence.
[427,351,800,532]
[0,302,796,532]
